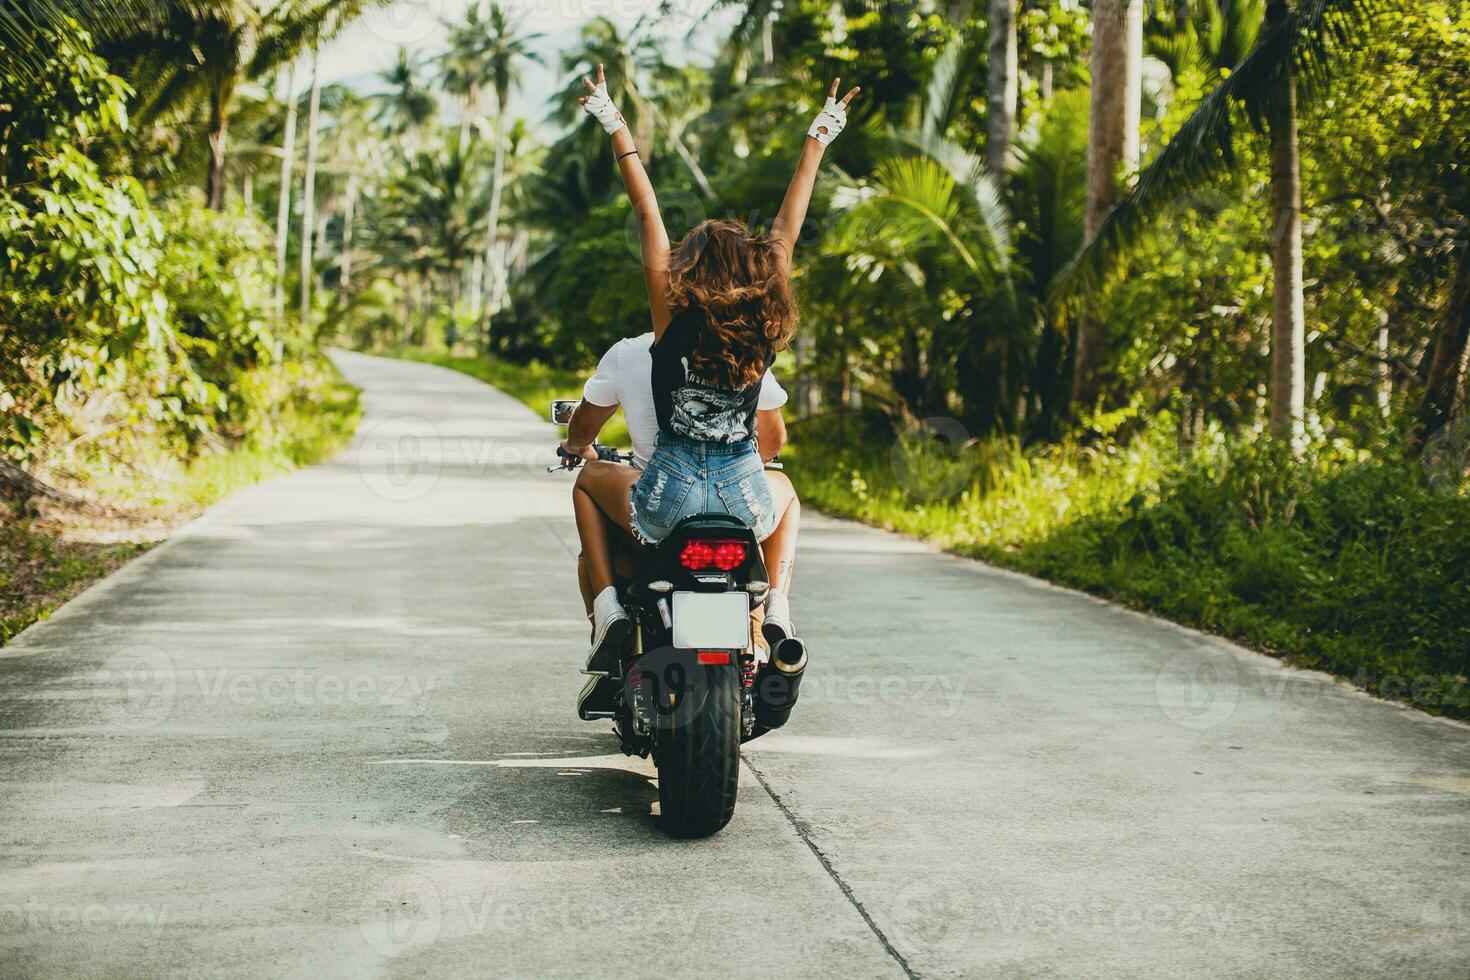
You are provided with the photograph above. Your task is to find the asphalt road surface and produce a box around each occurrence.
[2,350,1467,979]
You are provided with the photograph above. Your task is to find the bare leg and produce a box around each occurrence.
[577,553,592,617]
[761,470,800,594]
[571,461,640,595]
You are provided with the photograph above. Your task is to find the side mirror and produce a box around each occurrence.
[550,399,579,426]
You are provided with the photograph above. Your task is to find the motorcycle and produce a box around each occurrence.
[548,399,807,838]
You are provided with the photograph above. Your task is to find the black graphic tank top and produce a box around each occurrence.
[651,308,772,444]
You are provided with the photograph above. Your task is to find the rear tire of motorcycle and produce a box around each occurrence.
[656,663,740,838]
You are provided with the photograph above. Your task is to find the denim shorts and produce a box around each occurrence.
[630,433,776,545]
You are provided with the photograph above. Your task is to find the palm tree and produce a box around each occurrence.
[114,0,369,210]
[321,87,379,293]
[1420,249,1470,442]
[1264,0,1304,441]
[639,55,717,198]
[300,52,323,326]
[372,135,491,342]
[554,20,654,158]
[1146,0,1265,78]
[1011,90,1091,437]
[1056,0,1380,439]
[376,47,436,145]
[472,5,540,321]
[273,61,300,322]
[437,4,489,152]
[986,0,1019,175]
[826,147,1033,429]
[1071,0,1144,408]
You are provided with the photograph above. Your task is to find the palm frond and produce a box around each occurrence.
[890,127,1014,267]
[249,0,374,78]
[1,0,161,71]
[832,156,1010,297]
[1054,0,1383,299]
[922,40,965,139]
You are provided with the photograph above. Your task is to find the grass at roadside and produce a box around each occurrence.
[784,416,1470,719]
[0,523,151,642]
[392,349,1470,719]
[1,364,360,645]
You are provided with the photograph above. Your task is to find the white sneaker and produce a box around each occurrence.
[762,587,795,647]
[586,586,631,673]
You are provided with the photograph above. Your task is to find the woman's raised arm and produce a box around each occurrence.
[768,77,860,273]
[580,64,674,336]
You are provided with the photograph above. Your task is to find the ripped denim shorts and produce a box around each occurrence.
[630,432,776,545]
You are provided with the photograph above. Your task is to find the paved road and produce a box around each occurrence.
[2,351,1467,979]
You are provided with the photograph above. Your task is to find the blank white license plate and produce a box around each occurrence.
[671,591,751,650]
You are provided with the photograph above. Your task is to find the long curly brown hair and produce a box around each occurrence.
[666,218,797,389]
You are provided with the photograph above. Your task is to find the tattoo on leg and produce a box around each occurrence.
[778,557,794,588]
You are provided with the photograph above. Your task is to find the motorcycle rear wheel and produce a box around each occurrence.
[656,663,740,838]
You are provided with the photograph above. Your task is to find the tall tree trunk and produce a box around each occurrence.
[661,114,716,198]
[482,97,508,325]
[761,14,774,75]
[1266,0,1305,443]
[205,87,230,210]
[985,0,1018,176]
[1071,0,1142,410]
[299,54,322,328]
[458,82,478,155]
[340,173,358,291]
[1376,317,1391,418]
[795,331,819,419]
[946,0,969,20]
[242,170,253,212]
[469,254,483,318]
[1418,244,1470,445]
[273,61,299,324]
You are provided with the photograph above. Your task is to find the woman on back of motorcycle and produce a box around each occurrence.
[564,64,859,672]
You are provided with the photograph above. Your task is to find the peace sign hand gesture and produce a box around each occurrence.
[578,63,626,136]
[808,76,860,145]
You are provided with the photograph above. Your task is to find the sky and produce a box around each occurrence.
[312,0,735,130]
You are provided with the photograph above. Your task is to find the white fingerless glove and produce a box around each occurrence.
[582,82,626,136]
[807,96,848,145]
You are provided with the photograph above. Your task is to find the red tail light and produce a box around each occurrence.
[697,651,731,665]
[679,538,748,571]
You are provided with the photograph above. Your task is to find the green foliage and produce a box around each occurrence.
[156,199,286,434]
[786,419,1470,717]
[540,200,667,360]
[0,27,178,462]
[2,24,347,477]
[0,517,151,644]
[0,13,362,648]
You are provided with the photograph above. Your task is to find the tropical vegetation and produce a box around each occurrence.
[2,1,1466,713]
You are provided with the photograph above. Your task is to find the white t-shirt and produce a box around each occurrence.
[582,332,788,468]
